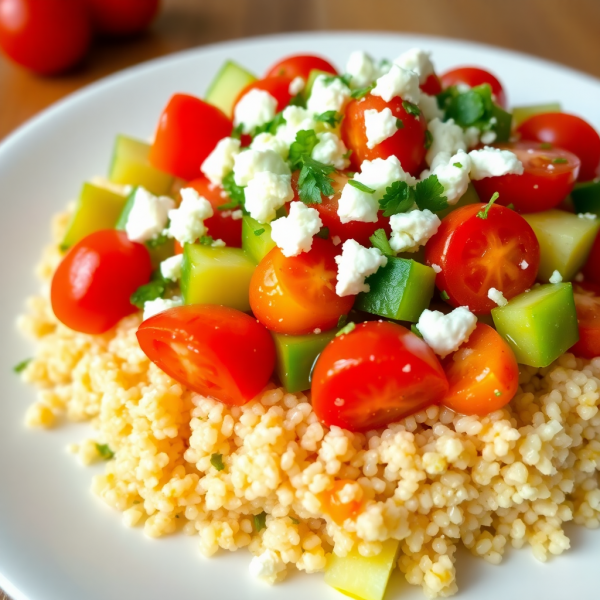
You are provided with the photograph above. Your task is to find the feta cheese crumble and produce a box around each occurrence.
[364,107,398,149]
[233,88,278,134]
[431,263,442,274]
[306,74,351,115]
[165,187,214,245]
[233,149,290,186]
[244,171,293,224]
[274,106,319,146]
[549,270,563,284]
[345,50,378,88]
[429,150,472,205]
[417,306,478,358]
[393,48,434,83]
[578,212,598,220]
[125,187,175,243]
[160,254,183,281]
[371,64,420,104]
[311,132,350,170]
[250,132,289,160]
[200,137,241,185]
[389,209,441,253]
[143,296,183,321]
[488,287,508,307]
[520,260,529,270]
[469,146,524,180]
[335,239,388,297]
[288,76,305,96]
[426,118,467,166]
[419,93,444,122]
[248,549,286,584]
[270,201,323,257]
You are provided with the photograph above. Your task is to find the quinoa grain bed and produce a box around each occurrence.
[17,211,600,598]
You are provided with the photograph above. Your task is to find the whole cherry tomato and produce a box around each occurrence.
[517,113,600,182]
[265,54,337,81]
[85,0,160,36]
[582,232,600,285]
[440,66,507,108]
[311,321,449,431]
[471,142,580,213]
[137,305,276,405]
[233,76,293,116]
[570,282,600,359]
[420,73,443,96]
[425,203,540,314]
[51,230,152,334]
[0,0,91,75]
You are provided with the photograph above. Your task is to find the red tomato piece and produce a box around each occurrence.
[233,76,293,116]
[311,321,449,431]
[137,305,276,405]
[420,73,442,96]
[186,177,242,247]
[149,94,232,182]
[570,283,600,359]
[341,94,428,176]
[471,142,580,213]
[51,230,152,334]
[318,479,364,525]
[425,203,540,314]
[582,232,600,285]
[442,324,519,416]
[517,113,600,182]
[265,54,337,81]
[0,0,91,75]
[249,238,353,335]
[84,0,160,36]
[440,66,507,108]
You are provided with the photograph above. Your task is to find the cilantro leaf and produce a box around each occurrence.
[453,162,463,168]
[350,83,375,99]
[96,444,114,460]
[450,89,486,125]
[337,314,348,328]
[402,100,421,117]
[348,180,375,194]
[477,192,500,219]
[289,129,319,169]
[369,229,394,255]
[494,390,503,397]
[252,111,286,137]
[199,235,215,246]
[130,277,166,310]
[288,93,306,108]
[210,453,225,471]
[230,123,244,140]
[315,110,342,127]
[145,233,169,249]
[323,73,352,87]
[290,517,300,525]
[254,512,267,532]
[440,290,450,301]
[336,322,356,337]
[553,157,568,164]
[424,130,433,150]
[219,171,246,211]
[13,358,31,374]
[254,228,265,236]
[396,118,404,129]
[316,226,330,239]
[411,324,423,339]
[414,175,448,212]
[379,181,414,217]
[297,157,336,204]
[540,142,553,150]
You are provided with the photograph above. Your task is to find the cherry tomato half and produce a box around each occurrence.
[425,203,540,314]
[570,282,600,359]
[311,321,449,431]
[341,94,427,176]
[150,94,232,182]
[420,73,443,96]
[442,324,519,416]
[582,232,600,285]
[137,305,276,405]
[233,76,293,116]
[265,54,337,81]
[440,66,507,108]
[0,0,91,75]
[471,142,580,213]
[51,230,152,334]
[518,113,600,182]
[249,237,353,335]
[85,0,160,36]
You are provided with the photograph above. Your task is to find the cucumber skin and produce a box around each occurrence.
[572,179,600,217]
[205,60,257,119]
[512,103,562,128]
[241,215,276,264]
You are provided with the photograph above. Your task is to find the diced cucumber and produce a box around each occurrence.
[524,209,600,281]
[108,135,173,196]
[437,183,480,220]
[271,330,337,393]
[491,104,512,142]
[181,243,255,311]
[205,60,257,119]
[571,179,600,217]
[356,258,436,322]
[325,539,400,600]
[512,103,561,128]
[61,183,128,250]
[242,215,276,264]
[492,283,579,367]
[115,187,137,231]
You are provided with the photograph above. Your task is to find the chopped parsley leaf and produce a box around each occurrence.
[350,83,375,100]
[348,180,375,194]
[96,444,114,460]
[288,93,306,108]
[199,235,215,246]
[230,123,244,140]
[414,175,448,212]
[440,290,450,301]
[316,226,330,239]
[453,162,463,168]
[323,73,352,87]
[13,358,32,374]
[476,192,500,219]
[369,229,394,256]
[252,111,286,137]
[396,118,404,130]
[130,278,166,310]
[219,171,246,211]
[402,100,421,117]
[552,157,568,164]
[337,314,348,328]
[494,390,503,397]
[336,322,356,337]
[316,110,342,127]
[540,142,553,150]
[424,130,433,150]
[506,203,515,210]
[254,228,265,236]
[290,517,300,525]
[254,512,267,532]
[145,233,169,249]
[297,157,336,204]
[379,181,414,217]
[411,324,423,339]
[342,149,353,159]
[210,453,225,471]
[289,129,319,169]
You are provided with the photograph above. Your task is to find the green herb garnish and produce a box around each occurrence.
[130,278,166,310]
[396,118,404,130]
[540,142,553,150]
[230,123,244,140]
[254,228,265,236]
[297,157,336,204]
[316,110,342,127]
[348,180,376,194]
[254,512,267,532]
[210,453,225,471]
[13,358,32,374]
[476,192,500,219]
[402,101,421,117]
[424,130,433,150]
[440,290,450,301]
[369,229,394,256]
[494,390,503,397]
[453,162,463,168]
[336,322,356,337]
[414,175,448,212]
[379,181,414,217]
[253,111,286,137]
[145,233,169,249]
[219,171,246,211]
[411,324,423,338]
[552,157,568,164]
[96,444,114,460]
[316,226,330,239]
[337,314,348,328]
[350,83,375,100]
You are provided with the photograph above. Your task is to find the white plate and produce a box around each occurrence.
[0,32,598,600]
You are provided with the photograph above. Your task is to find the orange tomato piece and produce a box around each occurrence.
[319,480,364,525]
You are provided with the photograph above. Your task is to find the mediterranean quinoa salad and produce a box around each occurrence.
[17,48,600,599]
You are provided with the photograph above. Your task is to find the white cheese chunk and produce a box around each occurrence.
[143,296,183,321]
[165,188,214,245]
[430,150,472,205]
[244,171,293,224]
[311,131,350,170]
[578,212,598,220]
[250,132,289,160]
[233,149,290,186]
[345,50,378,88]
[288,76,305,96]
[487,287,508,307]
[480,130,497,145]
[248,549,286,584]
[233,88,278,134]
[520,260,529,270]
[160,254,183,281]
[364,107,398,149]
[549,270,563,284]
[335,239,388,297]
[389,209,441,253]
[419,93,444,122]
[306,74,351,115]
[125,187,174,243]
[431,263,442,273]
[469,146,524,180]
[274,105,319,146]
[418,306,478,358]
[270,201,323,257]
[371,64,420,104]
[464,126,480,149]
[200,137,241,186]
[393,48,435,83]
[426,118,467,166]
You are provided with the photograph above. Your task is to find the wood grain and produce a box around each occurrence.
[1,0,599,598]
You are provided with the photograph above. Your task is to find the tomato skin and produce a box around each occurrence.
[440,66,507,108]
[233,76,293,115]
[51,230,152,335]
[312,321,449,432]
[85,0,160,36]
[137,305,276,405]
[517,113,600,182]
[582,232,600,285]
[186,177,242,247]
[249,238,354,335]
[318,480,364,525]
[425,203,540,314]
[150,94,232,182]
[420,73,442,96]
[442,324,519,416]
[265,54,337,81]
[472,142,580,213]
[341,94,427,176]
[0,0,91,75]
[570,283,600,359]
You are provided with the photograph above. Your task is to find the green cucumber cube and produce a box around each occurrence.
[271,330,337,393]
[512,103,561,128]
[205,60,257,119]
[355,258,436,322]
[181,243,255,312]
[571,179,600,217]
[242,215,276,264]
[491,103,512,142]
[115,187,137,231]
[524,209,600,281]
[492,283,579,367]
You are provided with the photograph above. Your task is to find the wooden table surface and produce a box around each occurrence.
[1,0,599,597]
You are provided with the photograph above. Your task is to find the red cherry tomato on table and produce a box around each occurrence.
[51,230,152,335]
[233,76,293,116]
[425,203,540,314]
[137,305,276,405]
[570,283,600,359]
[249,238,354,335]
[265,54,337,81]
[471,142,580,213]
[0,0,91,75]
[311,321,449,431]
[149,94,232,182]
[85,0,160,36]
[517,113,600,182]
[440,66,507,108]
[442,324,519,416]
[582,232,600,285]
[341,94,428,176]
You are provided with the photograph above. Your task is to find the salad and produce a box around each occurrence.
[17,47,600,600]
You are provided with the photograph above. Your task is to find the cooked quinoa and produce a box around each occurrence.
[17,210,600,598]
